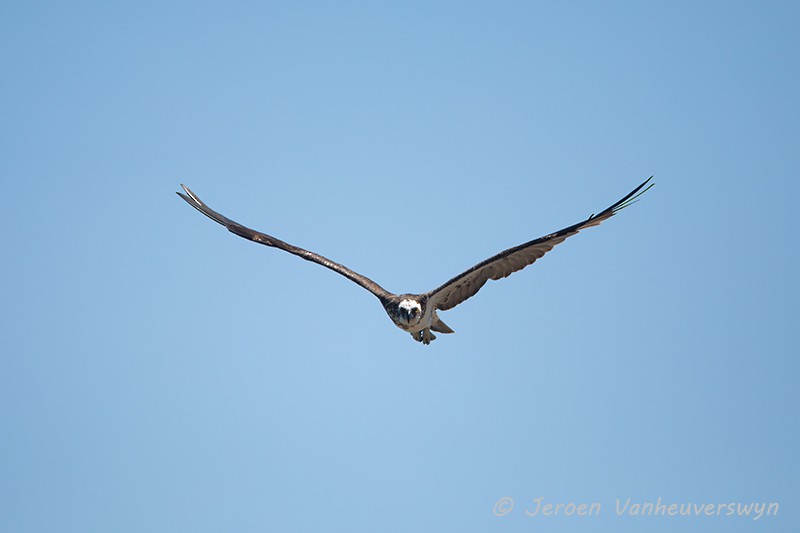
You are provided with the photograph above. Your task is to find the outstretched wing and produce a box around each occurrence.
[177,185,391,300]
[426,177,653,311]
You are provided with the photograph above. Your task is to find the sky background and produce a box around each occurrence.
[2,2,798,532]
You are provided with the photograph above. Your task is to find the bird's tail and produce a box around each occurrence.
[431,316,455,334]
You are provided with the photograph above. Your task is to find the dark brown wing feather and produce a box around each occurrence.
[176,185,391,300]
[426,178,653,311]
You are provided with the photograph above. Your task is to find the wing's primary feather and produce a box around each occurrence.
[426,177,653,311]
[176,185,391,300]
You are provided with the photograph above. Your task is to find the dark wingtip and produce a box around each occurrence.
[612,176,654,213]
[177,184,204,206]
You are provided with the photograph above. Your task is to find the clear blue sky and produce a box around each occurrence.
[2,2,798,532]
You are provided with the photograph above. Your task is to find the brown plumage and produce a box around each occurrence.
[177,177,652,344]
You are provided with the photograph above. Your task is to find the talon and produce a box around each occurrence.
[420,328,436,345]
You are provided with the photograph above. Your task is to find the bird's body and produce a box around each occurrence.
[383,295,452,344]
[177,178,652,344]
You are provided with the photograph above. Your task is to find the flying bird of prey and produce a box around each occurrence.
[177,178,652,344]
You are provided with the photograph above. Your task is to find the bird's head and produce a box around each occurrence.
[397,299,422,326]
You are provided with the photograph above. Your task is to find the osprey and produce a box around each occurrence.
[177,178,652,344]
